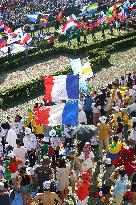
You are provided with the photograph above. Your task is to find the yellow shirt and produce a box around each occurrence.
[112,112,122,125]
[31,119,44,134]
[122,114,129,125]
[97,123,111,139]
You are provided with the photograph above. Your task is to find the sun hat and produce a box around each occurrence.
[25,127,31,135]
[99,116,107,123]
[43,180,51,190]
[0,182,4,191]
[7,152,15,158]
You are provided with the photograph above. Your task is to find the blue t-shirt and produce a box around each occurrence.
[113,175,128,196]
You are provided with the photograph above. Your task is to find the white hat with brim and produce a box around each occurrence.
[43,180,51,190]
[99,116,107,123]
[105,158,112,165]
[7,152,15,158]
[25,127,31,135]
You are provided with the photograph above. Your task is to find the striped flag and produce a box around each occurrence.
[97,12,107,26]
[4,25,12,34]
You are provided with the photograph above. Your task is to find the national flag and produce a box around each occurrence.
[43,75,79,102]
[106,11,115,26]
[27,14,38,23]
[97,12,107,26]
[20,33,33,46]
[61,17,81,34]
[40,17,48,28]
[56,10,63,22]
[7,32,18,44]
[0,23,4,31]
[118,8,125,20]
[0,34,7,48]
[33,100,78,126]
[79,78,89,93]
[4,25,12,34]
[81,61,93,80]
[14,28,24,40]
[80,19,89,29]
[70,58,82,74]
[87,3,98,13]
[123,0,130,9]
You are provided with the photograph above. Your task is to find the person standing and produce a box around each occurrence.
[83,94,93,125]
[13,139,27,167]
[110,167,128,205]
[97,116,111,157]
[18,167,32,205]
[0,182,10,205]
[56,158,70,203]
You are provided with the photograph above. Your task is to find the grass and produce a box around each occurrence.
[0,46,136,121]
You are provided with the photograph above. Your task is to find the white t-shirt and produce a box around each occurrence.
[13,146,27,161]
[79,151,94,171]
[23,134,37,151]
[50,136,61,149]
[6,129,17,148]
[92,105,101,114]
[78,110,87,124]
[130,128,136,141]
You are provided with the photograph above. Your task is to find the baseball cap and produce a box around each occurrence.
[105,158,112,165]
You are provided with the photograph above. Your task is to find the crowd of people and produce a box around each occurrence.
[0,72,136,205]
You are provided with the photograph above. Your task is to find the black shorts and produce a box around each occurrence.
[35,134,44,139]
[102,185,111,195]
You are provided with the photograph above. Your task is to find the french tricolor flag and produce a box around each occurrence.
[43,75,79,102]
[20,33,33,46]
[33,101,78,126]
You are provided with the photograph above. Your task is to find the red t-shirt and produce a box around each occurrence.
[9,159,22,173]
[77,181,90,200]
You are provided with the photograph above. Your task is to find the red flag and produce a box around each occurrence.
[4,25,12,34]
[33,106,50,125]
[80,19,89,29]
[56,11,63,22]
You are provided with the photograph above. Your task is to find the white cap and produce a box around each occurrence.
[132,117,136,122]
[105,158,112,165]
[99,116,107,123]
[43,180,51,189]
[26,167,34,175]
[133,85,136,90]
[114,106,120,112]
[43,137,49,143]
[7,152,15,158]
[49,129,56,137]
[25,127,31,135]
